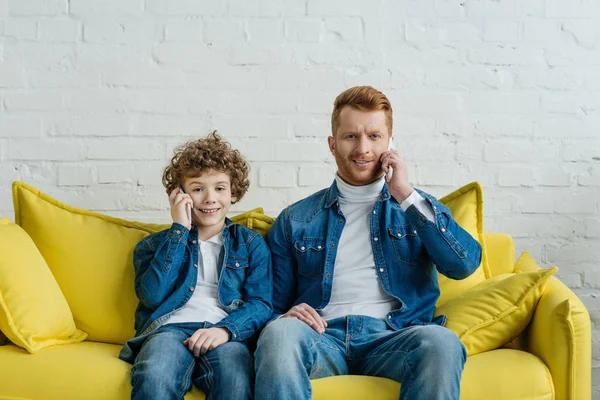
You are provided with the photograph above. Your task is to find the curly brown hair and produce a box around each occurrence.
[162,131,250,204]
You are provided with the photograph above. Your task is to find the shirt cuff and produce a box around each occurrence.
[400,191,436,224]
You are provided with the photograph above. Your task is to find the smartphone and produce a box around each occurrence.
[386,137,395,182]
[179,187,192,223]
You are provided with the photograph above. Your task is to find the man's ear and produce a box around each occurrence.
[327,135,336,154]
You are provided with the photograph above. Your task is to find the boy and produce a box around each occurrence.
[120,132,273,400]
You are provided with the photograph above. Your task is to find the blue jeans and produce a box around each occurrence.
[254,316,466,400]
[130,322,253,400]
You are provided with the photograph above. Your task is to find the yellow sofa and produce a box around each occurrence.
[0,182,591,400]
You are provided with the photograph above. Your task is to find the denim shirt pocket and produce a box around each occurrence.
[294,238,326,279]
[223,256,249,290]
[387,225,423,266]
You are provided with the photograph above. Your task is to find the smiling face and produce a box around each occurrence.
[182,169,237,240]
[328,106,391,186]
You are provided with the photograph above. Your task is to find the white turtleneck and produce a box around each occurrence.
[320,175,399,320]
[320,174,436,321]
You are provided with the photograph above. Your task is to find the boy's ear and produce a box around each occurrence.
[231,196,238,204]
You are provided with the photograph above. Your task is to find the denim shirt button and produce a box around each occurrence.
[175,230,181,234]
[232,333,237,338]
[374,237,379,241]
[326,273,331,278]
[441,228,446,232]
[192,240,197,244]
[387,315,391,320]
[235,262,240,267]
[379,268,384,272]
[373,210,376,214]
[413,230,417,234]
[189,286,195,292]
[193,264,198,268]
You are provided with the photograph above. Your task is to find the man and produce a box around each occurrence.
[255,86,482,400]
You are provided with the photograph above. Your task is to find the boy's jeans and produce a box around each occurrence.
[131,322,253,400]
[255,316,466,400]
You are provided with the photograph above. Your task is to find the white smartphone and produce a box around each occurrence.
[179,187,192,223]
[386,137,395,182]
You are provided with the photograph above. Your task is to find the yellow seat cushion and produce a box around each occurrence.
[0,342,204,400]
[437,182,491,305]
[435,266,557,356]
[11,181,273,345]
[310,349,552,400]
[0,217,87,353]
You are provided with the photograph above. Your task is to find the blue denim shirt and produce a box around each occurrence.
[266,181,482,330]
[120,219,272,363]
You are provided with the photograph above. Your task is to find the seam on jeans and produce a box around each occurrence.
[352,349,410,361]
[199,354,214,393]
[348,317,363,339]
[178,360,195,399]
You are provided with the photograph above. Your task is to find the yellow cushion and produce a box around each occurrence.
[0,217,87,353]
[11,182,274,345]
[434,266,557,356]
[437,182,491,305]
[231,207,275,237]
[0,342,205,400]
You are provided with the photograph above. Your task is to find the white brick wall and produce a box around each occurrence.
[1,0,599,395]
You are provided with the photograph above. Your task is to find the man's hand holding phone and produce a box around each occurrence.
[168,187,193,230]
[381,137,414,203]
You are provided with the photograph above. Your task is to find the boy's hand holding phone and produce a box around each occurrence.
[168,187,193,230]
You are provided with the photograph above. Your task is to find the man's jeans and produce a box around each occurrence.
[130,322,253,400]
[255,316,466,400]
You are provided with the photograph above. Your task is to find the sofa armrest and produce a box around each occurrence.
[527,276,591,400]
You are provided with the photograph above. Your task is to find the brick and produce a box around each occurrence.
[58,165,94,186]
[49,113,131,136]
[211,115,289,138]
[434,0,466,18]
[153,43,228,71]
[514,68,586,91]
[234,186,288,213]
[28,69,100,88]
[165,22,203,42]
[258,163,296,187]
[409,141,456,162]
[584,270,600,288]
[498,166,535,187]
[146,0,225,16]
[464,92,540,114]
[483,22,520,42]
[468,47,544,66]
[299,164,337,187]
[97,163,135,184]
[132,115,212,137]
[547,244,598,264]
[3,42,74,69]
[484,141,560,163]
[4,90,64,111]
[546,0,600,18]
[227,140,276,162]
[522,20,560,42]
[102,65,186,88]
[216,90,297,114]
[558,272,583,289]
[0,140,7,161]
[578,168,600,186]
[134,161,166,186]
[308,0,384,17]
[474,116,535,137]
[542,92,600,114]
[388,91,461,116]
[534,167,571,187]
[0,116,42,137]
[63,89,134,113]
[230,46,290,65]
[554,193,597,214]
[518,192,556,214]
[564,141,600,162]
[229,0,305,17]
[246,19,284,46]
[2,19,37,39]
[8,0,67,15]
[561,20,598,46]
[84,21,163,44]
[274,142,331,162]
[39,19,78,42]
[187,67,265,90]
[325,18,363,41]
[442,22,480,42]
[297,91,334,114]
[69,0,143,16]
[9,139,85,161]
[86,138,164,160]
[467,0,518,18]
[405,21,441,42]
[292,116,331,138]
[285,20,322,42]
[204,20,246,46]
[412,162,467,186]
[344,68,391,90]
